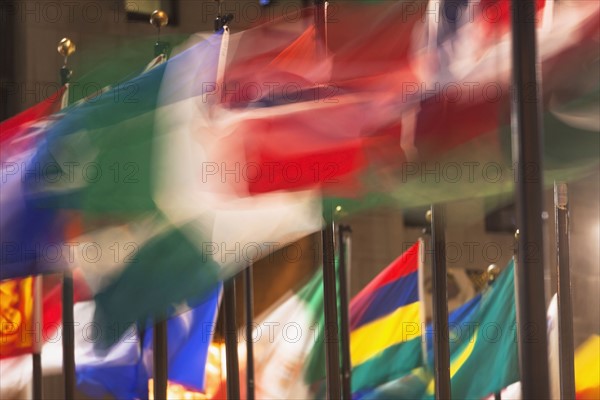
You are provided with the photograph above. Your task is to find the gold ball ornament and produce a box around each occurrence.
[425,209,432,224]
[514,229,520,240]
[57,38,76,57]
[487,263,500,282]
[150,10,169,28]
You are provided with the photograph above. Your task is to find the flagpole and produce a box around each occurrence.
[245,262,255,400]
[313,0,341,396]
[338,224,352,399]
[322,207,342,400]
[429,205,451,399]
[486,264,502,400]
[214,5,240,399]
[62,269,75,400]
[148,12,170,400]
[417,237,428,366]
[554,182,575,399]
[510,1,550,398]
[57,37,76,400]
[32,275,43,400]
[153,320,168,400]
[223,277,241,399]
[212,4,240,397]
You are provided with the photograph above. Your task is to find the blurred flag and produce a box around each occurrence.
[0,86,65,148]
[0,276,221,399]
[0,277,34,358]
[141,285,222,394]
[1,87,69,280]
[574,335,600,400]
[489,318,599,400]
[354,279,483,400]
[359,262,515,400]
[422,260,519,399]
[77,284,222,399]
[350,242,423,394]
[20,30,321,347]
[248,267,325,399]
[8,0,598,353]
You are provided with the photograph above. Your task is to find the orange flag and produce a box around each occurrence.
[0,277,34,358]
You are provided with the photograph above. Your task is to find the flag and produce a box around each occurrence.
[17,30,321,347]
[247,267,325,399]
[10,0,599,349]
[574,335,600,400]
[0,277,34,358]
[0,86,70,280]
[349,242,423,394]
[354,282,483,400]
[490,326,599,400]
[353,258,519,400]
[0,86,65,148]
[77,284,222,400]
[0,275,221,400]
[423,260,519,399]
[140,285,222,394]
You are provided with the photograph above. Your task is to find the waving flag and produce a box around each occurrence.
[0,275,221,400]
[350,242,423,394]
[422,260,518,399]
[0,277,34,359]
[6,0,598,353]
[1,86,69,280]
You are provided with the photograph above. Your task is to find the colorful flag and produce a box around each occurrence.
[354,280,483,400]
[0,276,221,400]
[6,0,598,353]
[248,267,325,399]
[0,277,34,358]
[17,30,321,347]
[350,242,423,394]
[423,260,519,399]
[1,87,69,280]
[574,335,600,400]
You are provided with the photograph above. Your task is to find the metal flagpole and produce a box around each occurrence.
[62,270,75,400]
[338,224,352,399]
[417,237,428,366]
[57,37,76,400]
[223,277,240,399]
[245,262,256,400]
[487,264,502,400]
[510,0,550,398]
[148,11,171,400]
[153,320,168,400]
[429,205,451,399]
[32,275,43,400]
[322,209,342,400]
[554,182,576,399]
[313,1,341,397]
[212,4,239,397]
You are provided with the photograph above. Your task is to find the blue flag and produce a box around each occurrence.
[75,284,222,399]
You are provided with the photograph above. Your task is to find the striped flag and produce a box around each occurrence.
[350,242,423,395]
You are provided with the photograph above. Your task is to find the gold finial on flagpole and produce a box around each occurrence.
[150,10,170,57]
[425,209,432,224]
[57,38,76,65]
[150,9,169,29]
[57,38,76,85]
[487,263,500,283]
